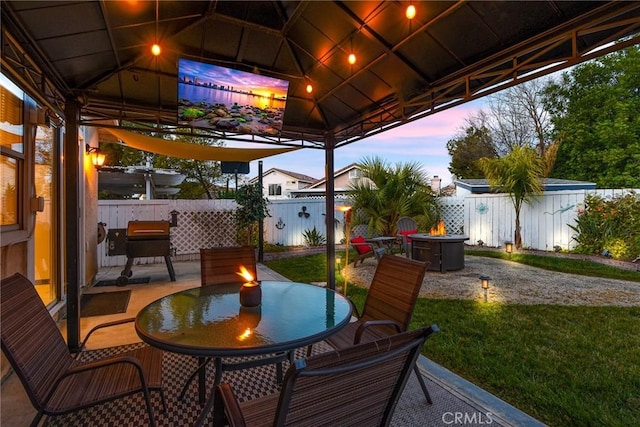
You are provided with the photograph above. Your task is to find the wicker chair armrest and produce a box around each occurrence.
[351,242,376,249]
[77,318,135,356]
[354,320,403,344]
[65,354,144,376]
[213,383,246,427]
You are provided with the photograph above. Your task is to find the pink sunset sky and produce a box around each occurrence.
[245,99,485,186]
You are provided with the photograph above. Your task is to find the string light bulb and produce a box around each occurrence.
[348,53,356,65]
[151,43,161,56]
[406,4,416,20]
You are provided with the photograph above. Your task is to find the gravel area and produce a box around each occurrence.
[346,254,640,306]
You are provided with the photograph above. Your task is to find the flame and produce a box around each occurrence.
[429,220,447,236]
[237,265,254,282]
[238,328,253,341]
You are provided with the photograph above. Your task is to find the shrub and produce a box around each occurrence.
[570,192,640,260]
[302,226,326,246]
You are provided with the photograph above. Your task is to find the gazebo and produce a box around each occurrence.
[2,1,639,348]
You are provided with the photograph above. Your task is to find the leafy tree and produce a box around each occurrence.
[543,44,640,187]
[348,156,441,236]
[154,153,222,199]
[478,146,545,248]
[447,124,498,179]
[235,183,270,245]
[100,140,146,168]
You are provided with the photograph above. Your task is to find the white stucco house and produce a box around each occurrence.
[249,168,317,199]
[289,163,366,198]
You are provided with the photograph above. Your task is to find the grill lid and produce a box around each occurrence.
[127,221,170,238]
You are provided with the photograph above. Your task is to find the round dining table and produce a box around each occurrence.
[135,280,353,403]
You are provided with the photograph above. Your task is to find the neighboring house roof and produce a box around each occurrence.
[455,178,597,193]
[249,168,317,184]
[307,163,360,189]
[440,184,457,197]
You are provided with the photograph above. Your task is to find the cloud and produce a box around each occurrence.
[244,100,484,185]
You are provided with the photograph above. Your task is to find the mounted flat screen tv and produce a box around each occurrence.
[178,58,289,137]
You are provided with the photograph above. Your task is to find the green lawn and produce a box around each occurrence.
[265,251,640,426]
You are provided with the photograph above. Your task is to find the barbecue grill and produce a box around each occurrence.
[114,220,176,285]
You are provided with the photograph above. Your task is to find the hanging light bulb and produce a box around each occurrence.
[348,53,356,65]
[407,3,416,19]
[406,4,416,20]
[306,84,313,94]
[151,43,161,56]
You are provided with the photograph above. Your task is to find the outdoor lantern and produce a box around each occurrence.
[86,145,105,169]
[480,275,491,302]
[505,241,513,254]
[336,256,342,269]
[238,265,261,307]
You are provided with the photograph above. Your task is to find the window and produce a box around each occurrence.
[268,184,282,196]
[1,78,24,228]
[0,155,19,226]
[348,169,362,179]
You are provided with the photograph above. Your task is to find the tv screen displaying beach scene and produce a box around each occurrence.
[178,58,289,136]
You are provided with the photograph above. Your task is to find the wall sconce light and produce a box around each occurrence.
[505,241,513,255]
[86,145,106,169]
[480,275,491,302]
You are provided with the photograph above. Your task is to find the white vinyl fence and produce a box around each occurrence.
[464,189,638,250]
[98,189,637,267]
[98,200,237,267]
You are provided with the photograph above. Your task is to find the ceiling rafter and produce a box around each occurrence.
[3,0,638,147]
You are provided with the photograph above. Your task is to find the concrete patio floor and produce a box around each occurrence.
[1,260,545,426]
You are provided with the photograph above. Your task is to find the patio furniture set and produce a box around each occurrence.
[1,247,439,426]
[349,217,470,272]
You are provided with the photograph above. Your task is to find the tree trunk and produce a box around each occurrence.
[514,214,522,248]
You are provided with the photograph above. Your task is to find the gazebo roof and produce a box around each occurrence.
[3,1,639,148]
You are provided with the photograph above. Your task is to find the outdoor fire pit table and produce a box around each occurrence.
[409,234,470,273]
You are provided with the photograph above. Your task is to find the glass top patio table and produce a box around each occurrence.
[135,280,353,358]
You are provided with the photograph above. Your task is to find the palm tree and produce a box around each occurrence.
[478,146,545,248]
[347,156,440,236]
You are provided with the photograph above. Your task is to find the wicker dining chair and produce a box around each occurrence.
[0,273,166,427]
[200,246,257,286]
[208,325,439,427]
[310,254,436,404]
